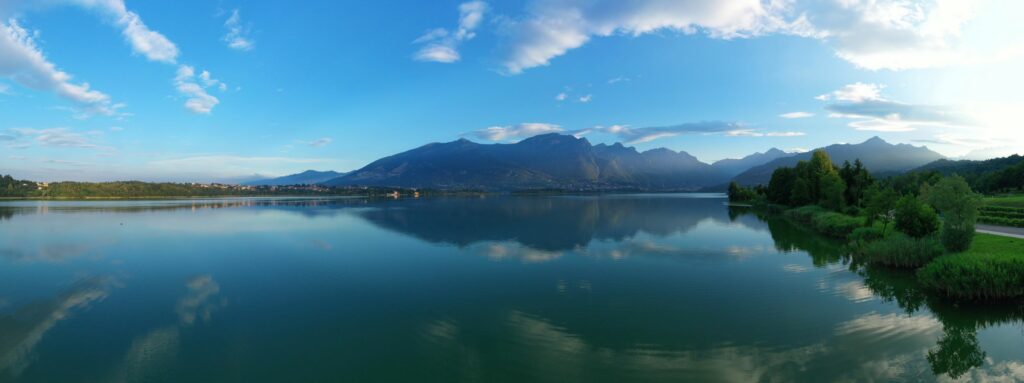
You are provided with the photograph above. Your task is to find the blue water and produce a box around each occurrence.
[1,195,1021,382]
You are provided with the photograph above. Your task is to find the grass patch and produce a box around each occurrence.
[918,234,1024,300]
[859,233,944,268]
[983,195,1024,209]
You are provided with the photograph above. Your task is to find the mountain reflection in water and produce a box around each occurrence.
[0,195,1022,382]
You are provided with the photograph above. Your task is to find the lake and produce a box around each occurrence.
[1,195,1022,382]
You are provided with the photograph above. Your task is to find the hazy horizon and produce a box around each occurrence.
[3,1,1024,182]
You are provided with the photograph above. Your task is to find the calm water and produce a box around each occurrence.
[1,195,1023,382]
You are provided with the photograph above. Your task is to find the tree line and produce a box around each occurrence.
[729,150,980,252]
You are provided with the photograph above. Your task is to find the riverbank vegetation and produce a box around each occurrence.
[1,174,422,199]
[728,150,1024,300]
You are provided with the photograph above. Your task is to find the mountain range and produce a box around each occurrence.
[327,134,732,190]
[730,136,945,186]
[263,134,945,190]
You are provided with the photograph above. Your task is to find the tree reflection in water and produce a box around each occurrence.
[732,205,1024,380]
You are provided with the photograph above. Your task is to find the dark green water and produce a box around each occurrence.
[1,195,1022,382]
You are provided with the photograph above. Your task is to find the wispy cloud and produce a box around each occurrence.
[554,92,567,101]
[726,129,805,137]
[223,9,254,51]
[573,122,748,144]
[298,137,333,147]
[414,1,487,63]
[819,83,973,132]
[779,111,813,119]
[466,121,805,144]
[464,122,563,142]
[577,94,592,103]
[607,76,631,85]
[4,127,108,150]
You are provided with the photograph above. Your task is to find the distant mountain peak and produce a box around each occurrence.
[864,136,887,145]
[244,169,346,186]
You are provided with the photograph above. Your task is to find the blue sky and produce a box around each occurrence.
[2,0,1023,182]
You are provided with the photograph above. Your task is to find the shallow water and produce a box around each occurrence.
[1,195,1022,382]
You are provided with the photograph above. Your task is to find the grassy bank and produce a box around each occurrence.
[918,234,1024,299]
[983,195,1024,209]
[772,204,1024,300]
[782,205,864,239]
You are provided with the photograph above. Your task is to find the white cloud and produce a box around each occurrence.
[464,122,564,142]
[72,0,179,63]
[577,94,592,103]
[223,9,254,51]
[499,0,813,74]
[0,19,117,116]
[496,0,1012,74]
[817,0,982,70]
[779,111,813,119]
[816,82,884,102]
[174,65,220,114]
[0,82,9,94]
[414,1,487,63]
[554,92,567,101]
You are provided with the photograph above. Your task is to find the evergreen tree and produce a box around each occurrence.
[818,171,846,211]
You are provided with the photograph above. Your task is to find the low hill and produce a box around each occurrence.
[244,170,346,186]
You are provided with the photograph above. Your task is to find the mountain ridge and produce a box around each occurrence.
[731,136,944,186]
[327,133,729,190]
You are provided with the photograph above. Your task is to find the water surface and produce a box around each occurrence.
[1,195,1022,382]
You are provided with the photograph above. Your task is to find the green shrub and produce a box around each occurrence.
[917,234,1024,300]
[860,233,944,268]
[894,195,939,238]
[811,212,863,238]
[850,226,884,245]
[940,224,974,253]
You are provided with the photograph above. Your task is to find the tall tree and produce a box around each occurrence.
[928,175,981,252]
